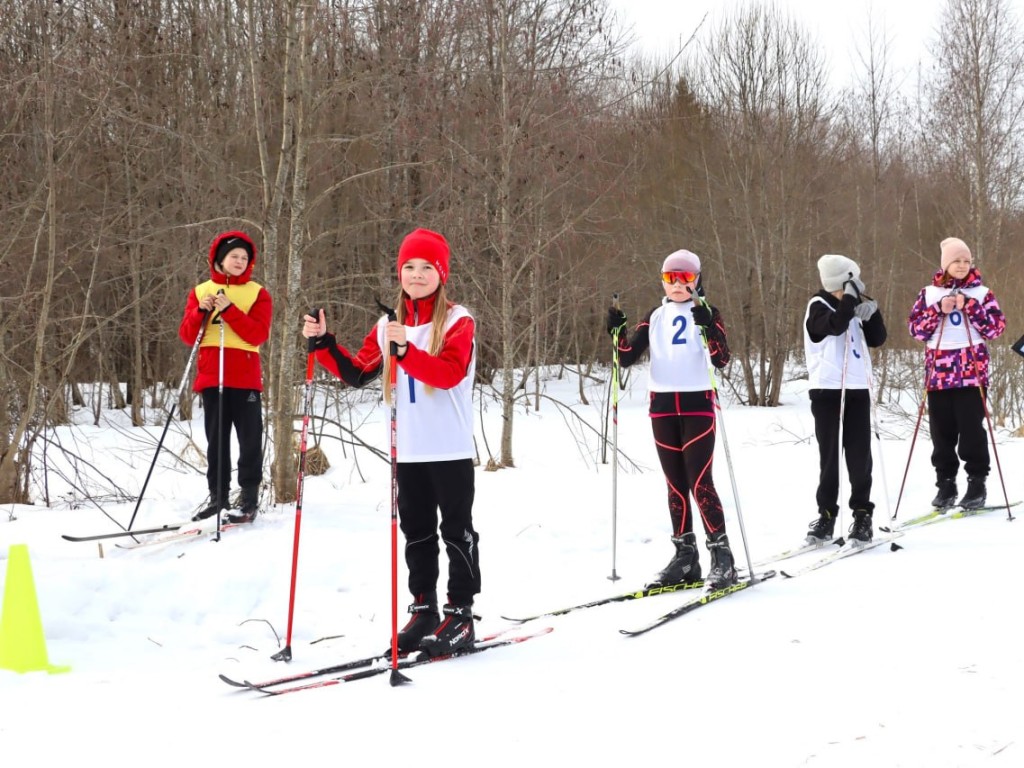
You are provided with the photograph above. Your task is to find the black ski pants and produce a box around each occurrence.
[928,387,989,479]
[202,387,264,504]
[810,389,873,514]
[397,458,480,607]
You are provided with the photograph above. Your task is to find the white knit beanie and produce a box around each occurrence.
[817,254,860,292]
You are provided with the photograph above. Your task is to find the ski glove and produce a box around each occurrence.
[843,277,865,299]
[853,299,878,321]
[691,304,713,327]
[606,307,627,337]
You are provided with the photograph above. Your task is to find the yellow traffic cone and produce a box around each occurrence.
[0,544,70,674]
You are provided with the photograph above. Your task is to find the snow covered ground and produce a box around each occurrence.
[1,363,1021,767]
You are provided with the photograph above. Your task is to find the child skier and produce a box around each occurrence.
[301,228,480,657]
[804,254,887,544]
[908,237,1005,509]
[605,249,736,589]
[178,231,272,524]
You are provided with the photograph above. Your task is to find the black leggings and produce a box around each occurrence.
[650,413,726,538]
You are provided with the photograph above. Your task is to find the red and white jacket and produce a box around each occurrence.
[313,293,475,462]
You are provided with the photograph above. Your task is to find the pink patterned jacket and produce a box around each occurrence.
[907,268,1005,390]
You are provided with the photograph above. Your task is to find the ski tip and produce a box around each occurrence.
[389,669,413,687]
[243,680,273,695]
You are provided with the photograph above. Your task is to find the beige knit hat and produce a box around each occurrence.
[940,238,972,271]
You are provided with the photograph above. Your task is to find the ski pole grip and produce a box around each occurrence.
[307,307,322,353]
[384,308,398,357]
[386,309,398,357]
[374,298,399,356]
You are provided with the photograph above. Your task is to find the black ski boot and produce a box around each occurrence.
[931,477,958,509]
[704,533,737,589]
[645,533,701,588]
[419,602,475,657]
[806,509,836,543]
[396,592,439,653]
[192,490,227,521]
[958,475,987,510]
[848,509,873,544]
[227,486,259,524]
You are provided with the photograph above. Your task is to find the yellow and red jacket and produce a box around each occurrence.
[178,231,273,392]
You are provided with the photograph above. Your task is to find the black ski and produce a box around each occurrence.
[62,524,185,542]
[221,626,521,690]
[501,580,707,623]
[220,651,394,689]
[251,627,553,695]
[619,571,777,637]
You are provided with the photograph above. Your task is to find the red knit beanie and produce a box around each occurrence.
[398,228,450,284]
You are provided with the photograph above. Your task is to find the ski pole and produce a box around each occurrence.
[892,314,947,520]
[857,318,900,551]
[127,308,208,531]
[215,289,226,542]
[835,325,851,544]
[962,309,1014,521]
[377,298,411,687]
[692,293,759,582]
[608,292,622,582]
[272,308,321,663]
[858,327,892,521]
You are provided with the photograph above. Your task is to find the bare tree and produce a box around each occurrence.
[926,0,1024,256]
[687,3,839,405]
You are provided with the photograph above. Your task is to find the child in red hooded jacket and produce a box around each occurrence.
[179,231,273,523]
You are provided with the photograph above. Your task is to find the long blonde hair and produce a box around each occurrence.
[382,285,452,404]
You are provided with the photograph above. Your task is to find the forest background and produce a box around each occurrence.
[2,0,1023,508]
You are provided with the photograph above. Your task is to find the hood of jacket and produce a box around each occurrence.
[207,230,257,285]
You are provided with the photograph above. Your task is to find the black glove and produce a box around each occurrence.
[691,304,713,328]
[606,307,627,337]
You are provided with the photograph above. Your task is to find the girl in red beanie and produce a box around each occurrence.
[301,228,479,657]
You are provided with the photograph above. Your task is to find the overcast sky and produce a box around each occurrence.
[606,0,1024,91]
